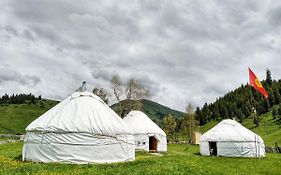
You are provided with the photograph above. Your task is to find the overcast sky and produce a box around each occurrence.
[1,0,281,111]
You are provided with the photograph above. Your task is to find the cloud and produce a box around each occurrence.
[0,67,40,86]
[0,0,281,111]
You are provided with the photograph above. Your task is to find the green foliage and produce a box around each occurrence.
[1,143,281,175]
[163,114,177,142]
[0,93,41,105]
[196,69,281,126]
[180,104,198,143]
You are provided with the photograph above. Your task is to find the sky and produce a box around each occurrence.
[1,0,281,112]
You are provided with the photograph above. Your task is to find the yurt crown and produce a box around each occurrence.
[76,81,87,92]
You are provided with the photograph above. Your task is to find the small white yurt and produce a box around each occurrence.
[123,111,167,152]
[22,82,135,164]
[200,119,265,157]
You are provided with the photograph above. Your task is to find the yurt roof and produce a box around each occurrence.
[26,91,132,136]
[123,110,166,136]
[200,119,263,142]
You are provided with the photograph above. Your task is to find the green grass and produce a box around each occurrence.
[199,109,281,147]
[0,143,280,175]
[0,100,58,134]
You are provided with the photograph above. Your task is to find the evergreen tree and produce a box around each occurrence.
[195,107,203,125]
[266,68,272,85]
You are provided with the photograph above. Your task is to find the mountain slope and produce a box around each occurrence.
[111,99,185,127]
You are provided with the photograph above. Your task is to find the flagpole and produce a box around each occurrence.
[249,87,258,157]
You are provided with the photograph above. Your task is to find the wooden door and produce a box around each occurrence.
[149,136,158,152]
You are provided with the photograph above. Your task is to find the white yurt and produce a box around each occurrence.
[22,82,135,164]
[200,119,265,157]
[123,110,167,152]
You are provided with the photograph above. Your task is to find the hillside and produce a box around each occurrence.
[199,107,281,146]
[0,99,58,134]
[0,98,184,134]
[111,99,185,126]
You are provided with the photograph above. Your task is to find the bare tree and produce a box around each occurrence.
[126,78,150,112]
[111,75,122,102]
[93,87,110,104]
[111,75,150,117]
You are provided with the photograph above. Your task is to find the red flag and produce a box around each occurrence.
[249,68,268,98]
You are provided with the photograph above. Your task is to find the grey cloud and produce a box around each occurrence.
[0,67,40,86]
[1,0,281,111]
[5,25,18,36]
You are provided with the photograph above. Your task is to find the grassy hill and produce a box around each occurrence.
[199,107,281,146]
[111,99,186,126]
[0,98,184,134]
[0,99,58,134]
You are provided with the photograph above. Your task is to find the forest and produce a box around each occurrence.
[195,69,281,125]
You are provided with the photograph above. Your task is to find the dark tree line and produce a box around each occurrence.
[195,69,281,125]
[0,93,42,105]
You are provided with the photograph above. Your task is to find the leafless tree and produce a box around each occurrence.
[111,74,150,117]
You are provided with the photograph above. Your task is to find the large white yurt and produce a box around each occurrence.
[123,110,167,152]
[22,82,135,164]
[200,119,265,157]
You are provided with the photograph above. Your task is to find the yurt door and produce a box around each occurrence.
[149,136,158,152]
[209,142,217,156]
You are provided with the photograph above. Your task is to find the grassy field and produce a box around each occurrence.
[0,142,280,175]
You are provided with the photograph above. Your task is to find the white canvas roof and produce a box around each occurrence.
[26,91,131,136]
[123,111,166,136]
[23,90,135,163]
[200,119,263,143]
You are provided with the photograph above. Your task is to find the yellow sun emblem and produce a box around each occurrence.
[255,78,263,88]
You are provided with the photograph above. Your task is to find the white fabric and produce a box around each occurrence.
[123,111,167,152]
[200,119,265,157]
[23,91,135,164]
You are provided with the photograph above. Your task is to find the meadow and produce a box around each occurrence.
[0,142,280,175]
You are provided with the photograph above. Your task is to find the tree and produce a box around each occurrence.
[266,68,272,86]
[111,74,150,117]
[93,87,110,104]
[111,74,124,116]
[163,114,177,143]
[111,75,122,102]
[195,107,203,125]
[181,104,197,143]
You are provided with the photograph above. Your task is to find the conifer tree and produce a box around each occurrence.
[266,68,272,85]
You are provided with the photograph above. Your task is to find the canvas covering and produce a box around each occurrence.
[22,91,135,164]
[123,111,167,152]
[200,119,265,157]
